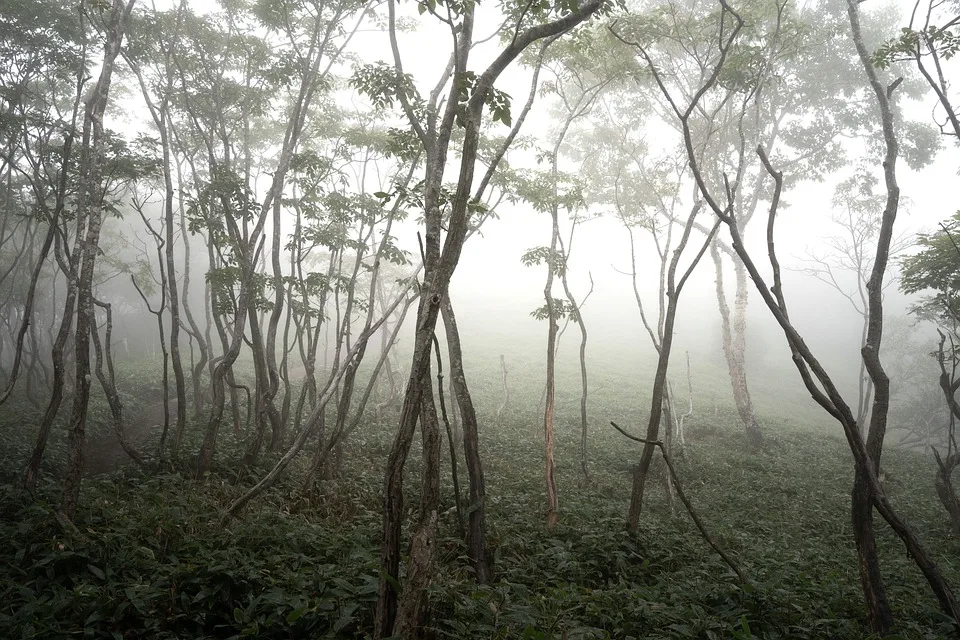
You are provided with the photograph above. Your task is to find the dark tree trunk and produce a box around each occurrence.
[393,374,442,637]
[62,0,137,518]
[441,298,492,583]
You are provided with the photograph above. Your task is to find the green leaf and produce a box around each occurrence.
[286,606,307,625]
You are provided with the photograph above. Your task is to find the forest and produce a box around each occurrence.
[1,0,959,637]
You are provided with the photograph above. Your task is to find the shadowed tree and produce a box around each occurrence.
[357,0,609,633]
[615,0,960,632]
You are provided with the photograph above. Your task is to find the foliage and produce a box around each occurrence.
[3,354,960,639]
[874,26,960,69]
[900,212,960,323]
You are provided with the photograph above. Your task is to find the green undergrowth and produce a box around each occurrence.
[1,388,959,639]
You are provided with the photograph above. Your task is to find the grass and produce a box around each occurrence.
[0,334,958,639]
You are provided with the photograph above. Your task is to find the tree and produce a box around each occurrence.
[798,168,912,429]
[901,212,960,532]
[62,0,138,520]
[359,0,608,633]
[518,38,610,524]
[874,0,960,143]
[620,0,960,632]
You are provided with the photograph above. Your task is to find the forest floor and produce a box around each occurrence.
[1,372,958,639]
[82,396,170,475]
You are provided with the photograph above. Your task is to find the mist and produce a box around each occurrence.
[1,0,959,637]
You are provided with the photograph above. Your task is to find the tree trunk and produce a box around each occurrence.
[374,293,434,638]
[23,236,80,490]
[62,0,137,518]
[543,212,560,529]
[393,376,442,637]
[934,451,960,534]
[441,298,492,583]
[711,245,763,450]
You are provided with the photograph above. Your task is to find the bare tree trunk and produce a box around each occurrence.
[711,245,763,450]
[62,0,137,519]
[441,298,492,583]
[558,266,592,480]
[24,236,80,490]
[160,110,186,460]
[375,308,430,637]
[543,208,560,529]
[934,451,960,534]
[627,207,715,532]
[393,372,442,638]
[496,354,508,428]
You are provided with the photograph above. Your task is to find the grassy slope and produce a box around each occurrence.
[1,335,958,639]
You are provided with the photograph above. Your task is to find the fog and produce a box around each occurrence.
[2,0,960,636]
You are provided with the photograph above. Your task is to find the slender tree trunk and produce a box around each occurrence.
[846,0,900,631]
[558,265,592,480]
[711,245,763,450]
[627,208,714,531]
[441,298,492,583]
[23,235,81,490]
[543,211,560,528]
[627,300,679,531]
[393,371,442,638]
[62,0,137,519]
[160,123,187,459]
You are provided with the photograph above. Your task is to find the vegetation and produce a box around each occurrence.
[3,355,960,639]
[2,0,960,636]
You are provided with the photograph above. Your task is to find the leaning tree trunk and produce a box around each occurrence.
[627,206,714,532]
[373,0,605,632]
[23,234,82,490]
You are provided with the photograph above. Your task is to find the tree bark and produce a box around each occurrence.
[393,373,442,637]
[710,244,763,450]
[441,298,492,583]
[62,0,137,519]
[543,205,561,529]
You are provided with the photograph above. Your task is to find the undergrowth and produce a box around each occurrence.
[1,374,959,639]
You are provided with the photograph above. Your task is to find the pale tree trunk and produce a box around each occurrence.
[711,245,763,450]
[543,205,561,529]
[558,262,592,480]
